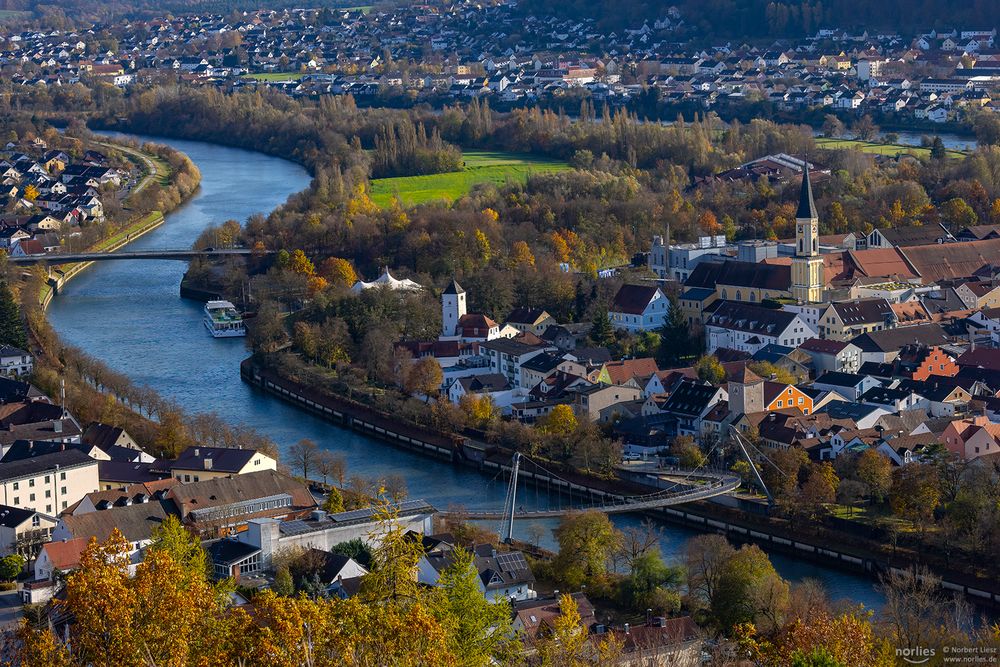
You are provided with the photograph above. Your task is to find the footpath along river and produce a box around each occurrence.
[47,132,884,609]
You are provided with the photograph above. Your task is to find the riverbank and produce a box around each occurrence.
[37,135,201,308]
[242,356,1000,610]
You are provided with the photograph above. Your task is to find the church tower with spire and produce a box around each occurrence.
[791,165,824,304]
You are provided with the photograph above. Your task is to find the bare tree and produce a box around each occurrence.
[288,438,319,480]
[383,473,408,504]
[616,519,662,570]
[878,566,969,653]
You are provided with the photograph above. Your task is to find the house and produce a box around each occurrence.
[0,345,32,378]
[573,383,644,423]
[0,504,54,558]
[851,323,951,364]
[811,372,881,401]
[447,373,513,405]
[609,284,671,333]
[705,301,813,355]
[170,446,277,483]
[655,379,727,436]
[798,338,862,374]
[167,470,316,536]
[51,500,176,566]
[504,308,556,335]
[0,449,99,516]
[751,344,811,382]
[763,382,814,414]
[479,338,554,388]
[514,593,596,641]
[818,298,895,340]
[815,401,890,429]
[942,415,1000,461]
[417,537,536,602]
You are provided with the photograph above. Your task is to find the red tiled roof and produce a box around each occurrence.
[40,537,88,571]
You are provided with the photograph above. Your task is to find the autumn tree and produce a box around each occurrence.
[323,486,346,513]
[317,256,357,288]
[670,435,706,468]
[551,510,622,589]
[538,403,578,436]
[694,355,726,384]
[855,449,892,503]
[403,357,443,400]
[534,593,622,666]
[889,464,941,539]
[459,393,500,429]
[749,360,796,384]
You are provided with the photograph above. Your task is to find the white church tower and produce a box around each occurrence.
[441,279,467,338]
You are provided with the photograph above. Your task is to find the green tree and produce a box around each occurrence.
[0,554,24,581]
[431,547,520,666]
[670,435,706,468]
[149,515,208,583]
[619,551,682,614]
[929,136,947,161]
[330,538,373,569]
[939,197,977,227]
[657,294,691,366]
[551,510,622,589]
[272,565,294,596]
[694,355,726,384]
[323,487,346,514]
[590,308,614,346]
[0,283,26,350]
[713,544,789,633]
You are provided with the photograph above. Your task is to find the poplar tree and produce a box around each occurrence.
[0,283,26,350]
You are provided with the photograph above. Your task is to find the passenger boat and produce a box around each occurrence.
[203,300,246,338]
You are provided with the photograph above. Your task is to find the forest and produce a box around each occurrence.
[520,0,999,36]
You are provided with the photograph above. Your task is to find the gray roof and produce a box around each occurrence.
[0,448,95,482]
[796,166,818,220]
[59,499,176,543]
[171,446,258,474]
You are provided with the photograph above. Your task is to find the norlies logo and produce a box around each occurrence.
[897,646,936,664]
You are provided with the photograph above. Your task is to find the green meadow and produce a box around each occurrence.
[370,150,569,207]
[241,72,304,82]
[815,137,967,160]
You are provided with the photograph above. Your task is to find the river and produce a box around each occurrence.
[47,132,885,610]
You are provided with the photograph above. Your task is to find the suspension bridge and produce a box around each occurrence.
[449,452,742,542]
[9,248,264,265]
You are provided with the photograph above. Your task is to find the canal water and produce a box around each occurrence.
[47,132,884,610]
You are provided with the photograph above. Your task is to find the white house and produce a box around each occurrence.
[609,284,671,333]
[0,345,32,378]
[705,301,813,355]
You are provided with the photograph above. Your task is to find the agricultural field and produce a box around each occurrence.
[241,72,304,82]
[815,137,967,160]
[370,150,570,207]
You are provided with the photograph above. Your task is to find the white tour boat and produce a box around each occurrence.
[203,300,246,338]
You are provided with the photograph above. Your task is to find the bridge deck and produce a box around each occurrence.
[10,249,261,265]
[453,475,740,520]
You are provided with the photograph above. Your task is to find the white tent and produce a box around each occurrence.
[350,268,423,294]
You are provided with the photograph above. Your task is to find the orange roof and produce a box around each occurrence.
[40,537,88,571]
[605,358,659,384]
[902,238,1000,282]
[847,248,919,280]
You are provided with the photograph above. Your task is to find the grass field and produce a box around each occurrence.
[815,137,967,160]
[370,150,570,207]
[241,72,304,82]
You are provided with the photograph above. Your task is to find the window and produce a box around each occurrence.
[31,515,40,527]
[29,493,35,502]
[60,487,66,495]
[45,490,51,498]
[44,475,50,483]
[61,501,67,509]
[12,482,18,491]
[28,479,34,488]
[13,497,18,505]
[45,504,51,513]
[60,472,66,480]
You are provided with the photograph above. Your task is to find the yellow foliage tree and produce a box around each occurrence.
[539,404,577,436]
[509,240,535,269]
[318,256,358,288]
[287,249,315,276]
[22,184,39,201]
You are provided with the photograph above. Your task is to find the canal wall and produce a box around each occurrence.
[241,358,1000,608]
[42,211,166,309]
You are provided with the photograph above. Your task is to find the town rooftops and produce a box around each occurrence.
[98,461,167,485]
[956,348,1000,371]
[456,374,510,393]
[610,284,661,315]
[171,445,260,474]
[816,401,886,421]
[505,307,550,325]
[479,338,548,356]
[39,536,88,572]
[660,379,720,416]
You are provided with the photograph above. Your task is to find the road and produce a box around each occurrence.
[94,139,160,198]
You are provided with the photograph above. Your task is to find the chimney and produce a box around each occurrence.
[52,420,62,433]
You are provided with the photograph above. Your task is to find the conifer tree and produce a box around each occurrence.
[0,283,25,350]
